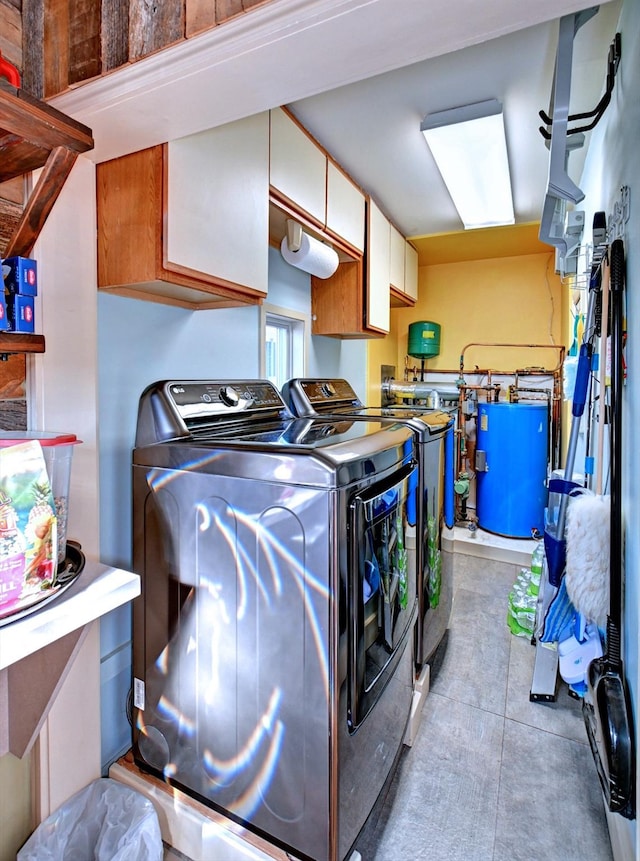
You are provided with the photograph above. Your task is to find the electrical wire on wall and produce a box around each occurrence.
[544,251,557,345]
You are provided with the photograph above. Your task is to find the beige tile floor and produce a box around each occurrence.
[353,544,613,861]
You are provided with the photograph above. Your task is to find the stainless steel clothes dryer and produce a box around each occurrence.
[282,377,453,667]
[131,380,418,861]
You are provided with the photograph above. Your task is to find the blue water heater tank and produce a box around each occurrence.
[475,402,549,538]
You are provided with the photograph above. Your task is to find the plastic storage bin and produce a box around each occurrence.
[0,431,81,565]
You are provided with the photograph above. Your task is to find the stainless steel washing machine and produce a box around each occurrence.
[131,380,418,861]
[282,377,454,667]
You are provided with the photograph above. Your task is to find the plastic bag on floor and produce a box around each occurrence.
[17,777,163,861]
[507,562,541,638]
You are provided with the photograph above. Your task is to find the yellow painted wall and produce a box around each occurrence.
[391,251,566,378]
[366,328,399,406]
[0,752,31,861]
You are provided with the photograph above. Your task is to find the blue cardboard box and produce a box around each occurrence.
[0,293,8,331]
[4,256,38,296]
[6,294,35,333]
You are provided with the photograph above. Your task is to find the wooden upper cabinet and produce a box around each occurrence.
[311,196,390,339]
[325,160,365,254]
[269,107,326,230]
[311,257,366,338]
[97,112,270,310]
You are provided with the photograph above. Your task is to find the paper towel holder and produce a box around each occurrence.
[280,218,340,279]
[285,219,303,253]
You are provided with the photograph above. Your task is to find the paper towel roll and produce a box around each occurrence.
[280,232,339,279]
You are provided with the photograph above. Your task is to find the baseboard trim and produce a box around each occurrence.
[605,805,634,861]
[109,754,291,861]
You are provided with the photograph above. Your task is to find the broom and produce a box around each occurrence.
[564,256,610,628]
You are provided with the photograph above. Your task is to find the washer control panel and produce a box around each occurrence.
[136,380,291,446]
[169,381,286,419]
[285,378,362,414]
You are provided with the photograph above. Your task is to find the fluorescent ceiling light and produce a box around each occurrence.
[420,99,514,230]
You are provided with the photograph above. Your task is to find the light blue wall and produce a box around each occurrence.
[267,242,311,315]
[578,0,638,848]
[268,245,368,395]
[97,245,366,769]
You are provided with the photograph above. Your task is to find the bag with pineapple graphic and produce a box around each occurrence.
[0,440,57,613]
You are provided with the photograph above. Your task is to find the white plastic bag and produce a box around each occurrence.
[17,778,163,861]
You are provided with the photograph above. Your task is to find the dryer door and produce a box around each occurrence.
[348,462,418,730]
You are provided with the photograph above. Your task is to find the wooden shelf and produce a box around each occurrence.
[0,81,93,259]
[0,332,45,354]
[0,83,93,180]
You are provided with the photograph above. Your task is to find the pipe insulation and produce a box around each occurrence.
[384,380,435,400]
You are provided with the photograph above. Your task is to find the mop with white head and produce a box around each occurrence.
[565,493,610,628]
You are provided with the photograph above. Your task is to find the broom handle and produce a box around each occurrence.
[558,272,598,533]
[608,239,625,666]
[596,257,610,496]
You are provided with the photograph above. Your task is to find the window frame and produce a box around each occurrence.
[260,304,309,388]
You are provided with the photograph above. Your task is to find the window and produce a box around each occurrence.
[262,307,307,389]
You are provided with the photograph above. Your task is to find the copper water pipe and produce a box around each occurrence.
[404,364,565,381]
[459,342,565,377]
[403,345,566,482]
[455,345,564,479]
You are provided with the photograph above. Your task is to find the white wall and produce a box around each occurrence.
[578,0,638,854]
[32,157,100,560]
[97,244,366,769]
[0,154,104,858]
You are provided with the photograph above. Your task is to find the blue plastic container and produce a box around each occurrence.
[444,423,455,529]
[476,402,549,538]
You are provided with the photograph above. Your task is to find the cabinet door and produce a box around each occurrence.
[326,160,365,253]
[165,112,269,294]
[389,223,405,293]
[404,241,419,302]
[269,108,327,228]
[366,199,390,333]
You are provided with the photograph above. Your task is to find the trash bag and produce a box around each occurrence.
[17,778,163,861]
[507,556,542,639]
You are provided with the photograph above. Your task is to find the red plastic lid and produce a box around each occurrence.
[0,431,81,447]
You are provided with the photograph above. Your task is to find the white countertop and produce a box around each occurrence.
[0,559,140,671]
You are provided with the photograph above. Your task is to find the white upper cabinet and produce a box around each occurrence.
[270,108,365,255]
[404,241,419,302]
[366,198,391,334]
[269,107,327,228]
[389,222,418,306]
[166,112,270,294]
[389,223,405,293]
[97,112,270,309]
[326,160,365,253]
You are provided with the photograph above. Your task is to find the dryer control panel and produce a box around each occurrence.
[283,378,362,416]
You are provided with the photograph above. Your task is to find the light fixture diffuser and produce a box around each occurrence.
[420,99,514,230]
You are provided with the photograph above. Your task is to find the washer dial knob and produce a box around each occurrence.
[321,382,336,398]
[219,385,240,407]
